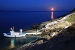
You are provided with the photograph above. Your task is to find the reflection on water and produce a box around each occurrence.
[9,39,15,49]
[51,11,54,20]
[0,36,39,50]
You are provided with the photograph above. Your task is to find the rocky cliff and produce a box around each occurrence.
[16,9,75,50]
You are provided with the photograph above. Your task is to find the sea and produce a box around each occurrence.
[0,11,70,50]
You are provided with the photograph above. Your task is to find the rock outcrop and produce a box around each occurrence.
[16,9,75,50]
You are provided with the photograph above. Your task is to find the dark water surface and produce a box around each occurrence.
[0,11,69,34]
[0,11,70,50]
[0,36,39,50]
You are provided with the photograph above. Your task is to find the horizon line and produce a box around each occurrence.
[0,10,71,12]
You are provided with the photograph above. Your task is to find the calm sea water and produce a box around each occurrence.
[0,11,69,35]
[0,36,39,50]
[0,11,70,50]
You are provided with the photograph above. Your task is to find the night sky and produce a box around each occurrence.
[0,0,75,11]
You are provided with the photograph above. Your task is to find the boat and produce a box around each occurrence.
[3,26,26,37]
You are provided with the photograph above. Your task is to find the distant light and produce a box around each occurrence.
[51,8,54,11]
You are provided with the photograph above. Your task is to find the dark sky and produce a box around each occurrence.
[0,0,75,11]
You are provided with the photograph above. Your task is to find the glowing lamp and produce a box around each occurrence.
[51,8,54,11]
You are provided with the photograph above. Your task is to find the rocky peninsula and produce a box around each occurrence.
[16,8,75,50]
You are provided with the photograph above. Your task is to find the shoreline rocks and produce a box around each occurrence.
[16,12,75,50]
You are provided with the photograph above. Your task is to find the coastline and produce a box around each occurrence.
[15,11,75,50]
[15,8,75,50]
